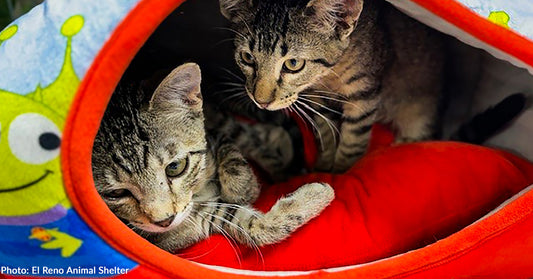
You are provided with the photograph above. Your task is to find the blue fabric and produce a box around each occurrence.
[459,0,533,38]
[0,210,137,277]
[0,0,139,95]
[0,0,142,276]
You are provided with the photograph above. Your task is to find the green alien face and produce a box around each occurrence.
[0,15,84,217]
[0,92,70,216]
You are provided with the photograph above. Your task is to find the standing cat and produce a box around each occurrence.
[92,63,334,252]
[219,0,444,173]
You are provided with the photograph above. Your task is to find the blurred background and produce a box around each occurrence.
[0,0,42,28]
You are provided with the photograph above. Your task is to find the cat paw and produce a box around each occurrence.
[250,182,334,246]
[394,136,418,144]
[280,182,335,221]
[394,135,431,145]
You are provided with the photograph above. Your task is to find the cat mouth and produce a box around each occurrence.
[0,170,53,194]
[133,203,193,233]
[262,94,299,111]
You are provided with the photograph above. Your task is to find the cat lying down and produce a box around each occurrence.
[92,63,334,252]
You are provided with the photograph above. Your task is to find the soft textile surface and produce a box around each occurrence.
[180,127,533,271]
[457,0,533,38]
[0,0,140,275]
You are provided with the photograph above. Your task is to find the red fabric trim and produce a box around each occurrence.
[409,0,533,68]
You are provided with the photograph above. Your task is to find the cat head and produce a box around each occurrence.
[92,63,207,234]
[219,0,363,110]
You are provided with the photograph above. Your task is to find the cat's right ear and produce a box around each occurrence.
[305,0,364,40]
[219,0,256,23]
[149,63,203,112]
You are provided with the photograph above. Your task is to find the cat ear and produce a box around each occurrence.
[305,0,364,39]
[150,63,203,112]
[219,0,256,23]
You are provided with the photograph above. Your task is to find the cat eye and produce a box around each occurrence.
[104,189,132,200]
[283,58,306,73]
[165,158,188,178]
[240,51,255,66]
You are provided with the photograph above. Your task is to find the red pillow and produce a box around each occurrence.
[178,126,533,271]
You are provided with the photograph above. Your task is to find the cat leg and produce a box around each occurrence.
[216,138,260,205]
[392,98,438,144]
[332,98,379,173]
[312,115,338,172]
[234,122,295,180]
[209,182,334,247]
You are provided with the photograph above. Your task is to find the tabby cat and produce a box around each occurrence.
[91,63,334,252]
[219,0,445,173]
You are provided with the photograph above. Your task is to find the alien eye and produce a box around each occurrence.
[39,132,61,150]
[240,51,255,66]
[8,113,61,165]
[104,189,132,200]
[165,158,188,178]
[283,58,306,73]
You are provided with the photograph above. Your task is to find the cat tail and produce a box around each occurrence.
[450,93,529,144]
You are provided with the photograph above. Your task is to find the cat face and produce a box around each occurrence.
[92,63,207,233]
[220,0,363,111]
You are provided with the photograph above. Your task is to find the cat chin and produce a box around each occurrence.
[132,203,193,234]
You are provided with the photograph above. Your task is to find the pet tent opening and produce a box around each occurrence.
[0,0,532,278]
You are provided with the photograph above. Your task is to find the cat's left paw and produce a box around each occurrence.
[250,182,334,246]
[394,136,419,144]
[278,182,335,222]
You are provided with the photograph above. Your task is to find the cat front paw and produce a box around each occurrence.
[278,182,335,223]
[250,182,334,246]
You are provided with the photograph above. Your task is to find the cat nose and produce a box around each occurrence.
[153,215,175,228]
[253,90,275,108]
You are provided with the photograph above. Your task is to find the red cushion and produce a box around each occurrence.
[177,126,533,271]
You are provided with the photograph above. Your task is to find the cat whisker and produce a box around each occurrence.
[202,212,265,266]
[213,87,245,99]
[213,38,236,48]
[299,96,343,115]
[297,97,341,147]
[198,212,243,267]
[184,213,206,238]
[200,202,261,218]
[303,92,348,100]
[326,68,341,79]
[178,246,221,261]
[297,100,340,145]
[294,102,326,151]
[220,92,247,106]
[236,97,254,112]
[303,93,366,115]
[218,81,246,88]
[288,104,309,131]
[316,80,335,92]
[212,87,246,96]
[218,67,245,82]
[214,27,247,40]
[224,93,251,112]
[177,232,221,261]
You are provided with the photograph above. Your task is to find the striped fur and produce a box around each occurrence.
[220,0,445,173]
[203,104,299,181]
[92,63,334,252]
